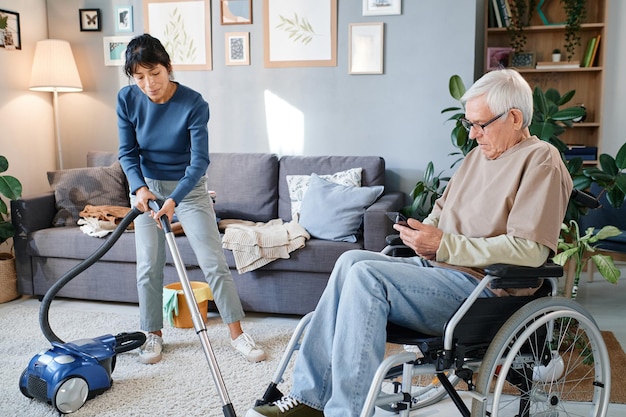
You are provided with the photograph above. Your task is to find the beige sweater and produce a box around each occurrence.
[221,219,310,273]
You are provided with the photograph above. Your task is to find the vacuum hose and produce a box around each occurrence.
[39,207,143,344]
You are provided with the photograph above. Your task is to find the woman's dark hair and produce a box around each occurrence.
[124,34,172,78]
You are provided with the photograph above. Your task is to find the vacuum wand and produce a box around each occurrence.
[148,200,236,417]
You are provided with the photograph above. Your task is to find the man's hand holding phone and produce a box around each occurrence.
[386,211,411,228]
[386,212,442,260]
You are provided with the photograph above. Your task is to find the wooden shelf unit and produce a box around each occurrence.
[484,0,607,160]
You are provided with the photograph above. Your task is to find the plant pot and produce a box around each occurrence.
[0,252,19,303]
[552,53,561,62]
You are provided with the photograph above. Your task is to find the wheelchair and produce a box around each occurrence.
[252,192,611,417]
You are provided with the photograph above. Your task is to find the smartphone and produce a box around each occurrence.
[386,212,409,227]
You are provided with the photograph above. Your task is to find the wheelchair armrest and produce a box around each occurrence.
[385,234,403,246]
[485,263,563,289]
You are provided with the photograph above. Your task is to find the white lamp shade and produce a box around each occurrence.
[29,39,83,93]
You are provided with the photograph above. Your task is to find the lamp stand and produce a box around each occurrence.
[52,89,64,170]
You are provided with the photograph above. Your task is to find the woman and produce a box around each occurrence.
[117,34,265,364]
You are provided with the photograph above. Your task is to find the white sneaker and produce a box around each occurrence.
[139,333,163,364]
[231,332,266,362]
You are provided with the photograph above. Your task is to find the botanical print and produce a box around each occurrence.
[163,7,198,62]
[147,1,207,66]
[267,0,333,62]
[275,13,315,45]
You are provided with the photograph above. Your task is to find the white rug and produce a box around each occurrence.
[0,304,297,416]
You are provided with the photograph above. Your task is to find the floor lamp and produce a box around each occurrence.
[29,39,83,170]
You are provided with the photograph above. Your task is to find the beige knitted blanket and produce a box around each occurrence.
[220,219,310,273]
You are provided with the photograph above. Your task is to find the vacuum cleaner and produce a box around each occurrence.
[19,201,237,416]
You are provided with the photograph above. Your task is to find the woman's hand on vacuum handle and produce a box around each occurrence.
[151,198,175,226]
[135,187,157,213]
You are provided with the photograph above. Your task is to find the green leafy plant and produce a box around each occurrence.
[580,142,626,209]
[561,0,587,61]
[507,0,537,53]
[552,220,621,298]
[0,13,7,30]
[529,86,585,153]
[0,155,22,248]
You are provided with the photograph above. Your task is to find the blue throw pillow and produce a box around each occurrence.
[298,173,384,242]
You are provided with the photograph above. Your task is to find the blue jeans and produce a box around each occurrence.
[289,250,495,416]
[131,176,244,332]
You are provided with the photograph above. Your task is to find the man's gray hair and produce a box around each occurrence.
[461,69,533,128]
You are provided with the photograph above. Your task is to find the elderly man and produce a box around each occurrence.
[246,68,573,417]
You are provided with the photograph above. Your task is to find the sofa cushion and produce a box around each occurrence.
[286,167,362,219]
[298,174,384,242]
[47,162,130,227]
[206,153,279,222]
[278,155,385,221]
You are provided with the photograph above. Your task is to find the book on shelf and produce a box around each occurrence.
[582,36,597,67]
[498,0,511,27]
[589,34,601,67]
[535,60,581,69]
[563,146,598,161]
[490,0,503,27]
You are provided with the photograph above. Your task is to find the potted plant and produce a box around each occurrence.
[552,220,621,298]
[552,48,562,62]
[0,155,22,303]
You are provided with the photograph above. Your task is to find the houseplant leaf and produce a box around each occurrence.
[448,75,466,100]
[591,254,620,284]
[598,154,618,176]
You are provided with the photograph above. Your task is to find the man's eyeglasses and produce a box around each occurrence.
[460,112,507,133]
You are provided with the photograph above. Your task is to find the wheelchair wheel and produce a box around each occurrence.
[472,297,611,417]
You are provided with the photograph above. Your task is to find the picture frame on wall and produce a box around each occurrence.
[510,51,536,68]
[264,0,337,68]
[79,8,101,32]
[349,22,384,75]
[0,9,21,50]
[103,36,133,66]
[221,0,252,25]
[225,32,250,65]
[362,0,401,16]
[143,0,212,71]
[115,6,134,33]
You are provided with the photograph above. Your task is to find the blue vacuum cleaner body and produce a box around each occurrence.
[20,332,144,414]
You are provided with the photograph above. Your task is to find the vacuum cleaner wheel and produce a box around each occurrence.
[54,376,89,414]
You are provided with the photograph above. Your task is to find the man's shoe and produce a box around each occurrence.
[139,333,163,364]
[231,332,267,362]
[245,396,323,417]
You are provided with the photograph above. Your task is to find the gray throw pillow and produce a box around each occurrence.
[47,162,130,227]
[298,173,384,242]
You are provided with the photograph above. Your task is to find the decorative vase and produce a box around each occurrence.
[0,252,19,303]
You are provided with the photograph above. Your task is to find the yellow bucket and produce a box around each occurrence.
[164,281,213,328]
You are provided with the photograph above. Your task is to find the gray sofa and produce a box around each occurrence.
[11,152,404,315]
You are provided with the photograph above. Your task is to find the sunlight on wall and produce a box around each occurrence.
[264,90,304,155]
